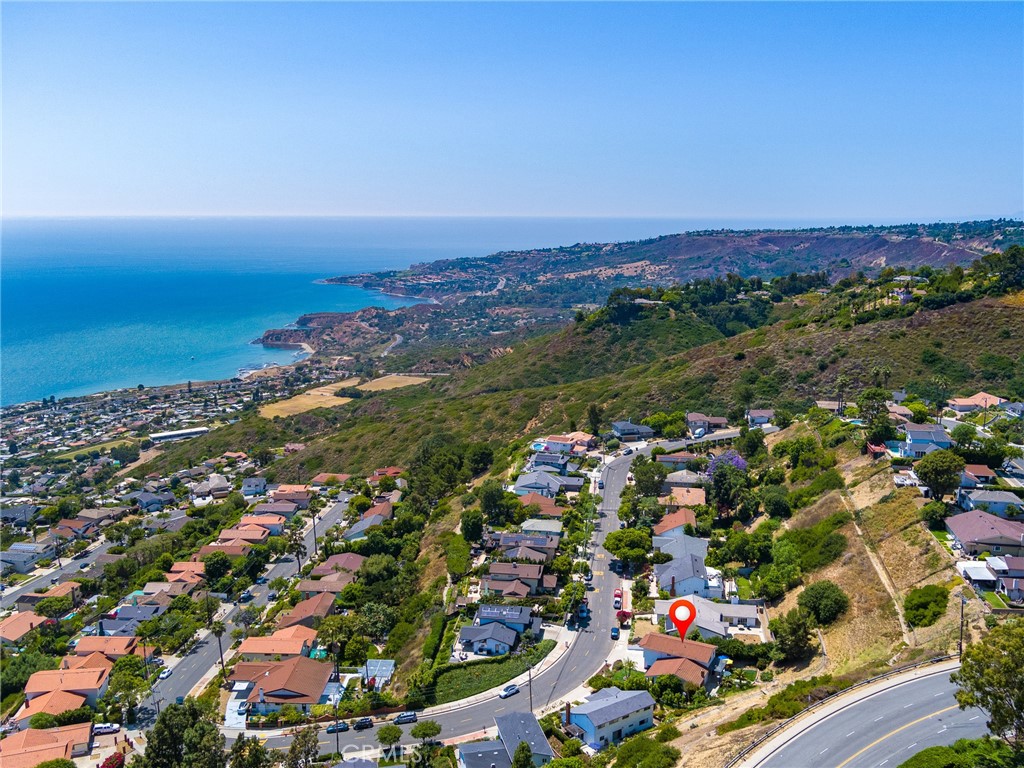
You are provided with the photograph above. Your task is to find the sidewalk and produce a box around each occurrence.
[735,659,961,768]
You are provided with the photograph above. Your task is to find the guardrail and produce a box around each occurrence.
[723,654,958,768]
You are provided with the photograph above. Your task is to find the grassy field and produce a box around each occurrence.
[53,437,136,459]
[430,640,556,705]
[981,590,1007,609]
[258,379,360,418]
[357,374,432,392]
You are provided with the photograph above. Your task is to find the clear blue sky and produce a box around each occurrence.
[3,2,1022,221]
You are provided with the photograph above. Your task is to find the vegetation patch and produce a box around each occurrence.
[904,585,949,628]
[427,640,556,705]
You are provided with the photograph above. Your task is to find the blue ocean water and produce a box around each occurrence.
[1,216,823,406]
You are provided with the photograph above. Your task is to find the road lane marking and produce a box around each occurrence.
[833,706,958,768]
[874,716,884,722]
[820,748,829,755]
[846,732,855,738]
[906,743,917,750]
[969,716,980,721]
[903,703,913,708]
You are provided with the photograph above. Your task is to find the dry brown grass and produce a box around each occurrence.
[859,489,947,593]
[357,374,432,392]
[258,378,360,418]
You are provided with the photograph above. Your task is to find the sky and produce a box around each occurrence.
[2,2,1022,221]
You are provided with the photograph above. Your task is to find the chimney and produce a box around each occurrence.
[670,576,676,597]
[564,701,571,723]
[259,687,265,703]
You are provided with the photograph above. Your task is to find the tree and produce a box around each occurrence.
[136,698,226,768]
[512,741,534,768]
[797,580,850,625]
[604,528,652,568]
[951,423,978,454]
[587,403,603,436]
[286,527,307,569]
[35,595,73,618]
[283,725,320,768]
[211,620,227,678]
[377,724,403,756]
[234,606,262,635]
[105,667,149,723]
[857,387,890,424]
[229,734,279,768]
[203,551,232,583]
[631,455,669,497]
[915,449,965,500]
[770,609,815,662]
[760,485,792,519]
[411,719,442,746]
[459,509,484,542]
[951,620,1024,749]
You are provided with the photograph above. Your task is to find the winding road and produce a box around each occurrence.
[738,663,987,768]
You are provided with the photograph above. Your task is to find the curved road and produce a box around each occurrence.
[744,667,987,768]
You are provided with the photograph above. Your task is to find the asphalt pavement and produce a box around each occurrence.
[742,666,987,768]
[0,539,116,608]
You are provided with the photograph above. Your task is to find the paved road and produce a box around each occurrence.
[259,459,636,755]
[137,497,353,725]
[0,539,116,608]
[748,670,987,768]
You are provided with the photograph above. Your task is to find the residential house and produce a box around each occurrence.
[2,540,57,574]
[998,577,1024,603]
[0,503,39,527]
[343,514,386,542]
[652,509,697,538]
[654,596,767,641]
[487,532,559,562]
[745,409,774,427]
[494,712,554,766]
[528,452,574,475]
[22,667,110,708]
[457,742,512,768]
[195,542,252,559]
[241,477,268,497]
[49,518,97,541]
[513,471,585,498]
[948,392,1007,414]
[0,722,93,768]
[1002,402,1024,420]
[654,552,723,599]
[218,524,271,545]
[271,485,311,509]
[957,489,1024,518]
[686,413,728,434]
[655,451,698,471]
[521,519,564,539]
[663,469,704,488]
[482,562,553,597]
[658,486,706,512]
[278,592,336,629]
[76,507,128,525]
[253,501,300,519]
[544,435,577,454]
[475,604,538,634]
[238,514,287,536]
[637,632,718,679]
[126,491,176,513]
[458,622,518,656]
[898,424,953,459]
[230,656,333,714]
[1006,458,1024,480]
[237,626,314,661]
[360,658,396,691]
[517,492,565,518]
[814,400,842,414]
[563,687,656,747]
[0,611,46,648]
[74,635,139,659]
[311,552,366,578]
[13,690,90,728]
[960,465,998,489]
[610,421,655,441]
[946,510,1024,557]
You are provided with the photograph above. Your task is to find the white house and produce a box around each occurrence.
[458,622,518,656]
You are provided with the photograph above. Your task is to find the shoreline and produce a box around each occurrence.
[313,277,441,305]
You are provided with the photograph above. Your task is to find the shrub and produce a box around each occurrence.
[904,585,949,628]
[797,580,850,625]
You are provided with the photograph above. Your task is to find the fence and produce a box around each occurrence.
[723,654,958,768]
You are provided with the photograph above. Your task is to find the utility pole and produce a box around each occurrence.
[528,664,533,712]
[959,593,967,656]
[311,513,319,557]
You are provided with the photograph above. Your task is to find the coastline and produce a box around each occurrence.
[313,277,440,305]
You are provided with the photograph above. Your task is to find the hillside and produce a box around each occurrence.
[142,290,1024,480]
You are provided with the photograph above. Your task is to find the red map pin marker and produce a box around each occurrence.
[669,598,696,638]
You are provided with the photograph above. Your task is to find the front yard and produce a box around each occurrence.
[981,590,1008,609]
[430,639,556,705]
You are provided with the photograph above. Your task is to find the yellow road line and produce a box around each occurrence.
[834,705,959,768]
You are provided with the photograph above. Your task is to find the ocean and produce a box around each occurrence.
[0,216,822,407]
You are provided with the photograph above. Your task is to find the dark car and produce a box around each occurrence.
[326,721,349,733]
[394,712,418,724]
[610,627,620,639]
[353,718,374,730]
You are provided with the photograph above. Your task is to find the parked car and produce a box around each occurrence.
[51,576,59,584]
[613,588,623,598]
[238,591,254,603]
[623,447,633,455]
[613,597,622,609]
[353,718,374,731]
[79,562,90,570]
[267,591,278,600]
[94,724,121,735]
[610,627,620,640]
[498,684,520,699]
[158,668,172,680]
[598,480,605,489]
[237,701,249,714]
[583,572,593,582]
[255,576,268,585]
[176,696,185,705]
[394,711,418,724]
[693,428,706,439]
[326,721,349,733]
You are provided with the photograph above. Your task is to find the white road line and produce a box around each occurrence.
[933,692,944,697]
[820,748,829,755]
[903,703,913,708]
[969,715,980,721]
[906,743,917,750]
[880,761,888,766]
[846,731,856,738]
[874,716,885,722]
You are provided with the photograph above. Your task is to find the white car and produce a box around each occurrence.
[158,668,172,680]
[94,723,121,735]
[498,684,520,699]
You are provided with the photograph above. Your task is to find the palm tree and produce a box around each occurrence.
[211,620,227,678]
[286,527,307,569]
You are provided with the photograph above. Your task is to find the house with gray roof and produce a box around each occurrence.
[610,421,655,441]
[898,424,953,458]
[563,687,655,747]
[458,622,518,656]
[512,471,585,499]
[475,604,536,633]
[456,741,512,768]
[957,489,1024,518]
[494,712,553,766]
[343,514,386,542]
[654,596,766,641]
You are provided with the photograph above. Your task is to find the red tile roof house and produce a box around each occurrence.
[237,513,288,536]
[517,492,565,518]
[948,392,1007,414]
[638,633,719,689]
[218,524,271,545]
[237,627,313,661]
[278,592,336,629]
[0,610,47,648]
[310,473,351,489]
[946,510,1024,558]
[20,667,110,713]
[652,509,697,537]
[0,722,94,768]
[49,517,97,541]
[960,465,999,489]
[296,573,355,598]
[229,656,333,714]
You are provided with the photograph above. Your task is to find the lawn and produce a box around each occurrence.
[981,590,1007,609]
[430,640,556,705]
[53,437,136,460]
[929,529,954,554]
[735,577,753,599]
